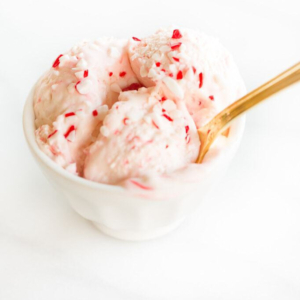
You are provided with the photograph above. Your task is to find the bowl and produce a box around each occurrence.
[23,85,245,241]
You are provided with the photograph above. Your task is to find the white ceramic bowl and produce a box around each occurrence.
[23,86,245,241]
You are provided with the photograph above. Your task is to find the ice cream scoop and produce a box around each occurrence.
[34,38,141,174]
[84,86,200,184]
[197,62,300,163]
[128,28,246,128]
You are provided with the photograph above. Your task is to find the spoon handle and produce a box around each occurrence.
[197,62,300,163]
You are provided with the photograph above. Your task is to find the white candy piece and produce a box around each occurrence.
[67,129,76,142]
[100,126,110,137]
[59,54,70,66]
[75,71,85,79]
[76,79,92,94]
[76,59,87,69]
[162,77,184,99]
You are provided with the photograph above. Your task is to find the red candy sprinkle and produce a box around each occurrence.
[130,180,152,190]
[75,81,81,93]
[176,70,183,80]
[209,95,214,101]
[152,121,159,129]
[199,72,203,88]
[156,62,161,67]
[65,112,75,118]
[92,110,98,116]
[161,68,166,72]
[160,96,167,102]
[64,125,75,139]
[192,66,197,74]
[185,125,189,133]
[207,129,211,134]
[119,71,126,77]
[173,57,180,62]
[162,114,173,122]
[48,130,57,139]
[122,83,142,92]
[109,72,113,77]
[162,109,166,113]
[171,43,182,50]
[123,118,129,125]
[132,37,141,41]
[83,70,89,78]
[166,145,169,149]
[169,73,173,77]
[52,54,63,68]
[172,29,182,39]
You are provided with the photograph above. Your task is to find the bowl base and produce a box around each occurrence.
[92,218,185,241]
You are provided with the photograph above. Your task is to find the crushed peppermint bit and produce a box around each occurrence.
[52,54,63,68]
[123,118,129,125]
[161,68,166,72]
[83,70,89,78]
[92,110,98,116]
[199,72,203,88]
[100,126,109,137]
[109,72,113,77]
[130,180,152,190]
[170,43,182,50]
[162,109,166,112]
[75,81,81,93]
[152,120,159,129]
[166,145,169,149]
[186,135,191,144]
[192,66,197,74]
[156,62,161,67]
[173,57,180,62]
[132,37,141,41]
[119,71,126,77]
[176,70,183,80]
[185,125,189,133]
[64,125,75,139]
[65,112,76,118]
[162,114,173,122]
[172,29,182,39]
[122,83,142,92]
[209,95,214,100]
[160,96,167,102]
[169,73,173,77]
[48,130,58,139]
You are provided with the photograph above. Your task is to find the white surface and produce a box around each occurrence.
[1,0,300,299]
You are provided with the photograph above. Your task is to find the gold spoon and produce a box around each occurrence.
[196,62,300,163]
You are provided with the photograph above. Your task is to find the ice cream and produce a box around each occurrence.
[34,38,141,173]
[84,86,199,184]
[128,28,246,127]
[33,27,245,188]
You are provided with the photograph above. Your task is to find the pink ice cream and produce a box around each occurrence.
[84,87,199,184]
[34,38,141,174]
[33,28,245,188]
[128,28,246,127]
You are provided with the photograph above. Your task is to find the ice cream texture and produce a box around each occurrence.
[34,28,245,189]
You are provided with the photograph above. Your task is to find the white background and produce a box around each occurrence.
[1,0,300,299]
